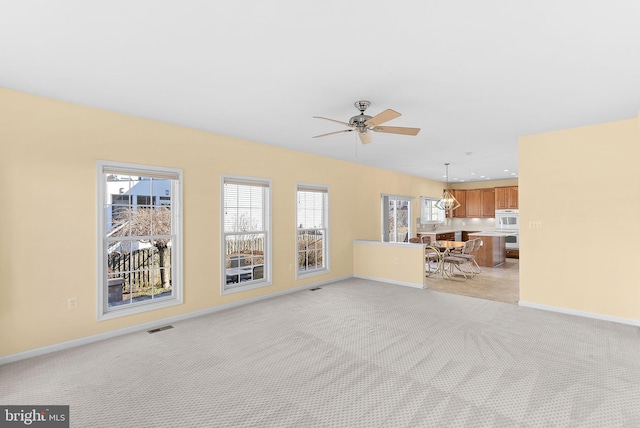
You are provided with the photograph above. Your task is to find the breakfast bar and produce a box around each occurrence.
[467,232,508,267]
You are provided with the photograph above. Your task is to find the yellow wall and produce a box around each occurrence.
[519,117,640,321]
[353,241,426,288]
[0,89,443,357]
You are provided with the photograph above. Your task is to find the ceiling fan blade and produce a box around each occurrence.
[313,129,354,138]
[358,132,373,144]
[365,109,401,126]
[313,116,352,127]
[371,125,421,136]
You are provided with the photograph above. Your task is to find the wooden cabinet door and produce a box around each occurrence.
[436,232,455,241]
[449,189,466,218]
[465,189,481,217]
[507,186,518,208]
[495,187,508,209]
[481,188,495,217]
[495,186,518,209]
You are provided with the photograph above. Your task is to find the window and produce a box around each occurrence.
[222,176,271,293]
[97,161,183,320]
[420,196,445,224]
[297,184,329,277]
[381,194,413,243]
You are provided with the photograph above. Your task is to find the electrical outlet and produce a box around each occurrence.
[529,221,542,229]
[394,258,399,265]
[67,297,78,309]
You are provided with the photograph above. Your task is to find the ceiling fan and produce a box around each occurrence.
[313,100,420,144]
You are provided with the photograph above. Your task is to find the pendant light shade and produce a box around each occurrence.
[435,163,460,212]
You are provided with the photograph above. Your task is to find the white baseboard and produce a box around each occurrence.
[0,275,352,366]
[353,274,425,289]
[518,301,640,327]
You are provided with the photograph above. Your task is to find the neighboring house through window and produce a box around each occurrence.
[97,161,183,320]
[297,184,329,277]
[222,176,271,293]
[381,194,413,243]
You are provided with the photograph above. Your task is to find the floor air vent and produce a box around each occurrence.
[147,325,174,334]
[309,287,322,291]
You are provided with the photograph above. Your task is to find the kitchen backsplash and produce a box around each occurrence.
[448,217,496,230]
[417,217,496,232]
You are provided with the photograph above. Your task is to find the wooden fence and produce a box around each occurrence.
[108,246,171,289]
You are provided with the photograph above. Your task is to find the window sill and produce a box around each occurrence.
[98,295,183,321]
[296,268,329,280]
[222,280,272,296]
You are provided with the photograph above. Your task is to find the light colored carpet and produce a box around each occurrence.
[1,278,639,427]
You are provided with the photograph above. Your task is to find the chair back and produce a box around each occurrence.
[409,237,421,243]
[421,235,432,244]
[462,240,475,255]
[425,245,441,258]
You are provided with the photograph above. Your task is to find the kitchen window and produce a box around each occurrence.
[420,196,445,224]
[381,194,413,243]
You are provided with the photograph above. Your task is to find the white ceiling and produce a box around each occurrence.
[2,1,639,182]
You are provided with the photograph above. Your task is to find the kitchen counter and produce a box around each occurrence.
[469,234,506,267]
[416,227,465,234]
[468,231,516,237]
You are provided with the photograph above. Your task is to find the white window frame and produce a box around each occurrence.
[420,196,445,224]
[381,194,414,243]
[296,183,329,279]
[221,175,272,295]
[96,160,183,321]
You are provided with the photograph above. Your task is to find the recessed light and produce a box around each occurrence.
[486,177,491,180]
[503,169,509,172]
[480,175,485,178]
[471,172,476,175]
[460,180,465,182]
[510,172,517,176]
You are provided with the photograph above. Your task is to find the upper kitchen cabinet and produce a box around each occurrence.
[447,189,466,218]
[481,188,495,217]
[465,188,495,218]
[465,189,482,217]
[495,186,518,209]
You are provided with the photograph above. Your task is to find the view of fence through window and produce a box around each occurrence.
[223,179,269,287]
[297,187,328,273]
[104,173,174,307]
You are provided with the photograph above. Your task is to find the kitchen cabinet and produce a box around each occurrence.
[481,188,495,217]
[465,190,482,217]
[471,234,506,267]
[505,248,519,259]
[447,189,466,218]
[464,189,494,218]
[495,186,518,209]
[435,232,455,241]
[461,231,480,241]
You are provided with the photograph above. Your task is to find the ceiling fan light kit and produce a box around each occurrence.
[313,100,420,144]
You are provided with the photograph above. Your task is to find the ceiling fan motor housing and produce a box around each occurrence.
[349,114,372,132]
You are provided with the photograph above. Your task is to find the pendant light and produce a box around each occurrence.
[435,163,460,212]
